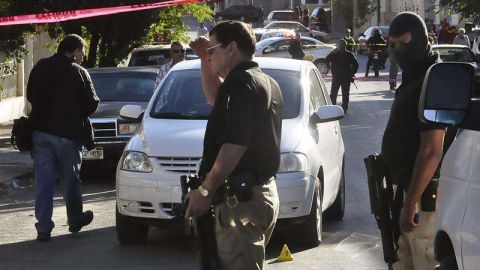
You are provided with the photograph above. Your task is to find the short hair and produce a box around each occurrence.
[57,34,86,54]
[459,28,465,34]
[171,41,184,49]
[209,20,256,58]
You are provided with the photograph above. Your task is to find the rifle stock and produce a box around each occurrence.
[364,154,398,267]
[177,174,220,270]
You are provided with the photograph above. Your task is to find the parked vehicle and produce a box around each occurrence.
[417,62,480,270]
[127,44,196,67]
[81,67,161,174]
[264,10,297,26]
[115,58,346,247]
[255,36,335,74]
[214,5,263,23]
[432,44,479,71]
[357,26,389,54]
[263,21,327,41]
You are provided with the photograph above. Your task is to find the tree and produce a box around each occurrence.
[335,0,375,29]
[439,0,480,22]
[0,1,213,67]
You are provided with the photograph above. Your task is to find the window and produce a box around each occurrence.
[265,40,291,54]
[309,70,327,113]
[301,39,317,50]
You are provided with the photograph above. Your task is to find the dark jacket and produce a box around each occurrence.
[326,49,359,81]
[367,34,386,51]
[27,53,99,144]
[288,39,305,60]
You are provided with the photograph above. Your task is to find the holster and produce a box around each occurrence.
[421,179,438,212]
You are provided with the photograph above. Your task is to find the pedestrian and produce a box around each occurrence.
[302,8,309,27]
[473,31,480,56]
[453,28,471,47]
[188,20,282,270]
[365,28,386,77]
[343,28,357,53]
[325,39,359,114]
[381,12,447,269]
[26,34,99,241]
[158,41,186,79]
[297,6,303,23]
[197,22,208,38]
[288,32,305,60]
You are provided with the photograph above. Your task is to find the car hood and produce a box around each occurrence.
[91,101,148,118]
[131,118,305,157]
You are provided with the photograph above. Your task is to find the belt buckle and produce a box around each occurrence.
[226,194,238,208]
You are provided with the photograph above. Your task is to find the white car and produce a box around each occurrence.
[115,58,346,247]
[432,44,479,71]
[263,21,327,41]
[417,62,480,270]
[255,36,335,74]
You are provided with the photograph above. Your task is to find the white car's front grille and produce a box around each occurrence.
[156,157,201,174]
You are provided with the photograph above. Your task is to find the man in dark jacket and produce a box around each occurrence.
[288,32,305,60]
[326,39,359,113]
[27,34,99,241]
[365,28,387,77]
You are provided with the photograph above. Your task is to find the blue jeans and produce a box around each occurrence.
[32,131,84,233]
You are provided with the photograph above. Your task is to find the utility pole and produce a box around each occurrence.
[353,0,358,34]
[377,0,381,26]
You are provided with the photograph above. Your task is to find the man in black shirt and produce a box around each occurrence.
[288,32,305,60]
[189,21,283,269]
[326,39,359,113]
[365,28,387,77]
[27,34,99,241]
[381,13,446,269]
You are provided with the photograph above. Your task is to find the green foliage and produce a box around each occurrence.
[335,0,376,28]
[440,0,480,22]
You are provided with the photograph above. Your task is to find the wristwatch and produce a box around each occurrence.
[198,185,210,198]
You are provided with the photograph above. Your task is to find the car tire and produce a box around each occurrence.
[315,59,330,75]
[325,161,346,221]
[298,182,322,247]
[438,255,458,270]
[116,206,149,245]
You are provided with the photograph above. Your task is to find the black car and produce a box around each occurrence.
[81,67,160,175]
[215,5,263,23]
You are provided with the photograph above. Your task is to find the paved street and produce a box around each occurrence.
[0,55,397,270]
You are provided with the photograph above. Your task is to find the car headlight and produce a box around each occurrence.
[118,123,140,135]
[278,153,308,173]
[120,151,153,173]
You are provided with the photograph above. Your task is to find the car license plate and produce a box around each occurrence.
[82,147,104,160]
[373,55,379,60]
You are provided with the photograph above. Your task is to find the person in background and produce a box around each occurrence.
[288,32,305,60]
[302,8,309,27]
[27,34,99,242]
[197,22,209,38]
[343,28,357,53]
[453,28,471,47]
[158,41,186,79]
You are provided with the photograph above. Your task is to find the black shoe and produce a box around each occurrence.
[37,232,51,242]
[69,210,94,233]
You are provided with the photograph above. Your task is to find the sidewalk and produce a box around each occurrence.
[0,121,34,193]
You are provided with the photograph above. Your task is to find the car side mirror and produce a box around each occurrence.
[263,47,273,54]
[311,105,344,124]
[419,63,475,127]
[120,105,143,120]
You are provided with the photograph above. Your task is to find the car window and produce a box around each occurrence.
[272,12,296,21]
[150,69,301,120]
[265,22,306,32]
[265,40,291,54]
[434,48,476,63]
[309,70,326,113]
[91,72,157,102]
[301,39,317,50]
[128,50,170,66]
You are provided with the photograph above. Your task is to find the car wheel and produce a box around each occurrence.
[325,160,346,221]
[116,206,149,245]
[438,255,458,270]
[315,59,330,75]
[298,182,322,247]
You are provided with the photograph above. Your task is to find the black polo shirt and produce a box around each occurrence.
[199,61,283,182]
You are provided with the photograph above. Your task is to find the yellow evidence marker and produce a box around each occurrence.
[277,244,294,262]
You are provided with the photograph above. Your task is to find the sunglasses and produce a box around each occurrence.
[206,43,223,55]
[171,49,185,53]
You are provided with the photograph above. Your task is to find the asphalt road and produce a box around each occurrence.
[0,55,397,270]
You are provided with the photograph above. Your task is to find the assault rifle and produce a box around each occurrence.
[364,154,401,270]
[175,174,220,270]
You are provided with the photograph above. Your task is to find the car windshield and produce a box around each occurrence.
[150,69,301,120]
[128,49,195,67]
[265,22,306,32]
[91,72,158,102]
[434,47,476,63]
[272,12,296,20]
